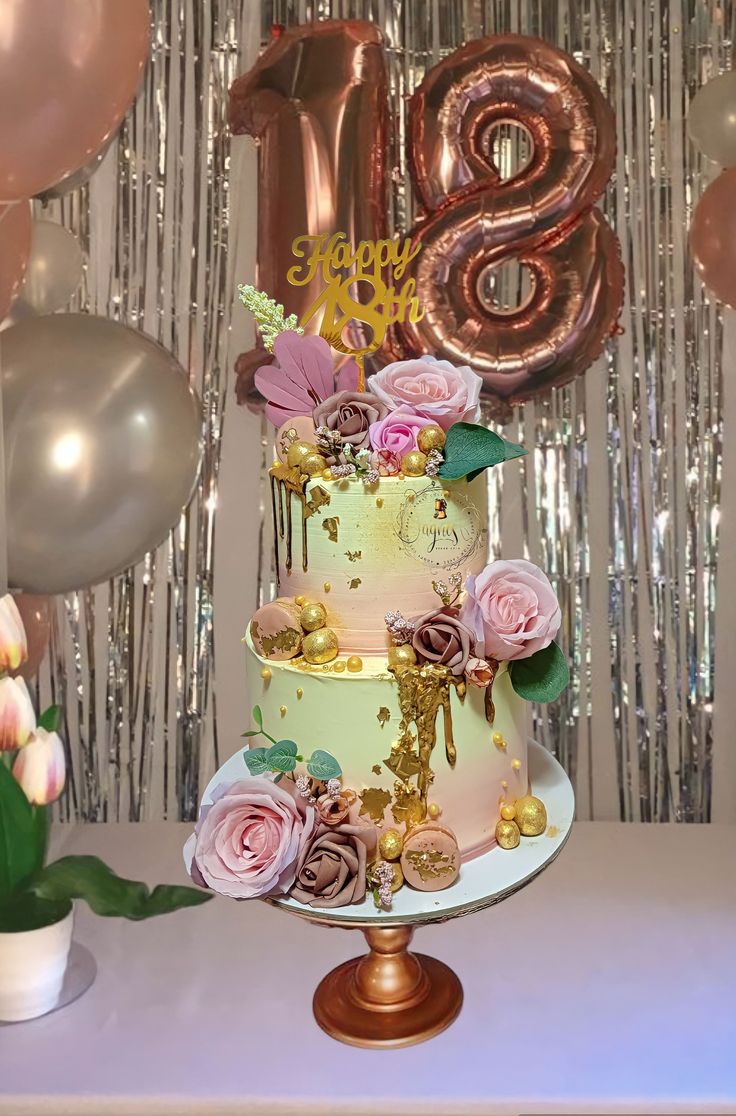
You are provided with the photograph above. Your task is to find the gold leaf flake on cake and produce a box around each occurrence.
[371,764,382,776]
[404,848,455,882]
[345,550,362,562]
[347,577,362,590]
[547,825,560,838]
[322,517,339,543]
[385,747,421,783]
[377,707,391,727]
[358,787,392,823]
[391,782,425,827]
[250,619,301,658]
[304,485,331,518]
[269,462,305,495]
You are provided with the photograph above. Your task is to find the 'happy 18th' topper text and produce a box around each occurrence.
[286,232,424,363]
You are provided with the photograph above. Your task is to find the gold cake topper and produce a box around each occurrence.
[286,231,424,390]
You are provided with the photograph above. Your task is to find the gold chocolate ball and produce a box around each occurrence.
[260,667,272,682]
[299,601,327,632]
[387,644,417,672]
[294,595,306,607]
[301,451,328,477]
[400,449,428,477]
[333,660,346,673]
[302,627,339,665]
[495,818,521,849]
[514,795,547,836]
[417,424,446,454]
[346,655,363,673]
[500,804,516,821]
[368,859,404,893]
[322,469,333,481]
[427,802,442,820]
[286,440,317,469]
[378,828,404,861]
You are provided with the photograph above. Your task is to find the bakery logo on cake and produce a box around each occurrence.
[395,482,484,569]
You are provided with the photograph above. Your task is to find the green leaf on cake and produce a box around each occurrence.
[251,705,263,728]
[241,730,261,738]
[242,747,272,775]
[509,642,570,703]
[438,422,527,482]
[266,740,299,774]
[307,750,342,781]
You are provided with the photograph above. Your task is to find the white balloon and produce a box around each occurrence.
[688,71,736,166]
[18,220,84,314]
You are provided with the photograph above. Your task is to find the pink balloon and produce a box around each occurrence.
[10,595,52,682]
[0,0,151,202]
[0,202,31,320]
[690,169,736,308]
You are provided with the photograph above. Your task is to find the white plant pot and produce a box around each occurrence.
[0,906,74,1022]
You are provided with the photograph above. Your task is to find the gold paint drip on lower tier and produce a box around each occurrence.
[390,665,466,814]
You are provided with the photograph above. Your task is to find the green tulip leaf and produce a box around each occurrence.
[29,856,212,920]
[38,704,62,733]
[509,642,570,703]
[0,763,39,899]
[438,422,527,482]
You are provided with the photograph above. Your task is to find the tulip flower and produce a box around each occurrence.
[12,727,66,805]
[0,593,27,673]
[0,676,36,751]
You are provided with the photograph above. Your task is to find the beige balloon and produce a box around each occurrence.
[18,221,84,315]
[1,315,202,595]
[688,71,736,166]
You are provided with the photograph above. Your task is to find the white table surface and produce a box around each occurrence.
[1,821,734,1116]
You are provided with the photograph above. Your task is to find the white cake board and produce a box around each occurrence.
[203,739,573,927]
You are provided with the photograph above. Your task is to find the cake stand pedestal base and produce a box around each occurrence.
[313,925,462,1049]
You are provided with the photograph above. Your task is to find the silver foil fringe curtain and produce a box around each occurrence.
[43,0,730,823]
[36,0,254,823]
[258,0,731,824]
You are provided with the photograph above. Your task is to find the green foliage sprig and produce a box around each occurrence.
[242,705,341,781]
[438,422,527,482]
[238,285,303,352]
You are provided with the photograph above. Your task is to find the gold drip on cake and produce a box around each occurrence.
[269,464,331,576]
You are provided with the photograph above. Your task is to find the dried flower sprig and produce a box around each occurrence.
[372,860,395,909]
[238,285,303,352]
[425,449,444,478]
[431,573,463,608]
[385,609,416,645]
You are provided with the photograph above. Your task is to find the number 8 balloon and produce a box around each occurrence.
[397,35,624,405]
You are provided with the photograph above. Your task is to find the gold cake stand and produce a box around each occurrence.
[268,740,574,1048]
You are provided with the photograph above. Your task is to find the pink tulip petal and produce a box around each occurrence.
[274,332,335,403]
[336,358,360,392]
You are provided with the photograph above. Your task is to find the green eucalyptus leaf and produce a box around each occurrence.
[509,642,570,703]
[266,740,299,774]
[37,705,62,733]
[29,856,211,920]
[240,730,262,738]
[243,747,271,775]
[306,750,342,781]
[438,422,527,482]
[0,762,38,899]
[252,705,263,728]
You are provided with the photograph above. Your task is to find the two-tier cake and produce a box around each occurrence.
[185,293,568,911]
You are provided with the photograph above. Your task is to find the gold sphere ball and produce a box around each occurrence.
[378,828,404,861]
[346,655,363,673]
[514,795,547,836]
[302,627,339,665]
[294,595,306,607]
[400,449,428,477]
[301,451,328,477]
[260,666,272,682]
[495,818,521,850]
[286,440,318,469]
[387,644,417,672]
[322,469,333,481]
[368,859,404,893]
[427,802,442,820]
[417,424,446,454]
[333,660,346,673]
[299,601,327,632]
[500,804,516,821]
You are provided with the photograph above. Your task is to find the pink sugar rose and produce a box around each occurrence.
[368,408,433,458]
[461,560,561,662]
[465,657,495,688]
[367,355,482,430]
[186,777,316,899]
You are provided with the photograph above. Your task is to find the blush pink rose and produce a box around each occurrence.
[368,408,433,458]
[367,355,482,430]
[461,560,561,662]
[186,777,316,899]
